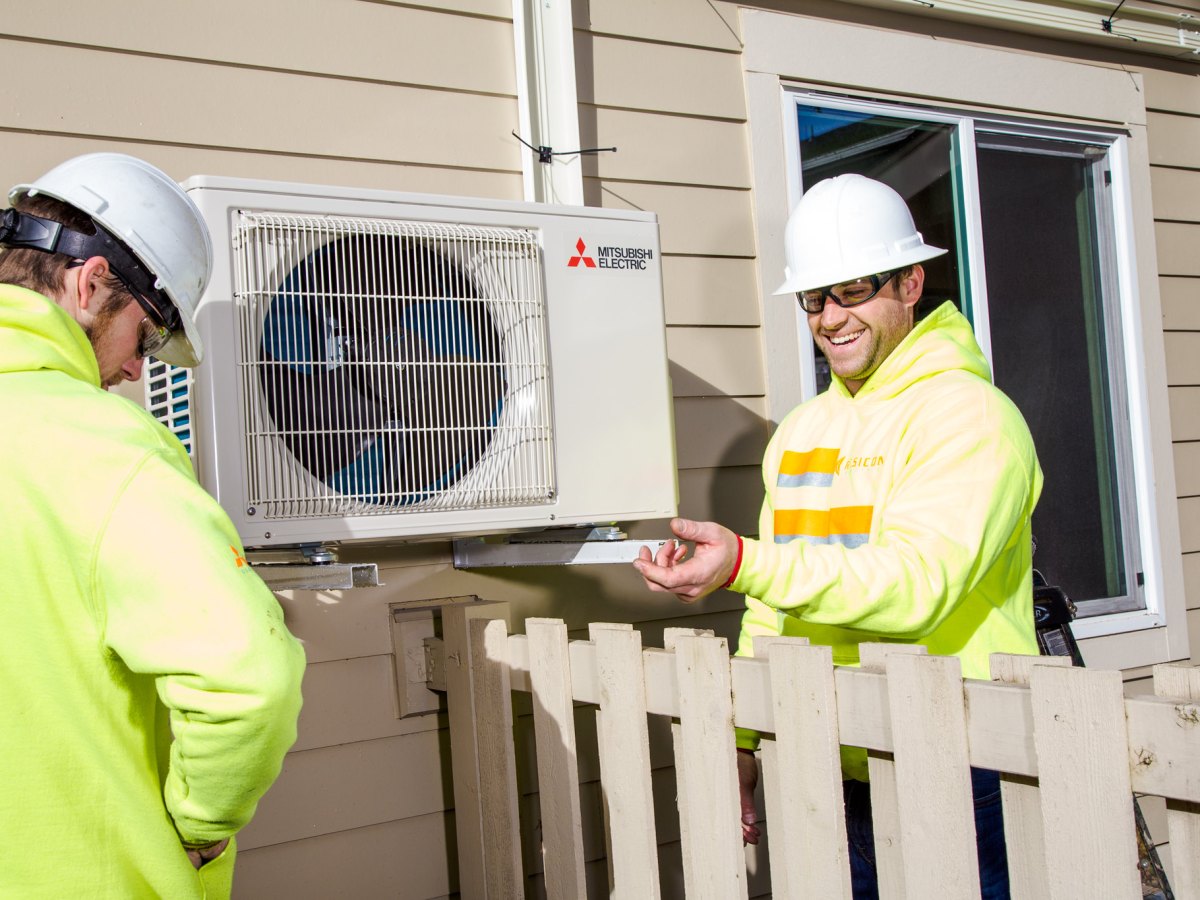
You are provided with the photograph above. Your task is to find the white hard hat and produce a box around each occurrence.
[774,174,947,295]
[10,153,212,367]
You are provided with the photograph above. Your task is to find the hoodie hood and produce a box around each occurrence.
[0,284,100,386]
[830,300,990,401]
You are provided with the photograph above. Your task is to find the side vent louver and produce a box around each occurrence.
[146,360,194,456]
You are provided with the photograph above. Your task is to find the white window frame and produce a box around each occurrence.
[742,8,1188,669]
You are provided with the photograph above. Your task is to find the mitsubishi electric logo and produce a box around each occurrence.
[567,238,596,268]
[567,237,655,271]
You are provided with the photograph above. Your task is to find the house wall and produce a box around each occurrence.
[2,1,1196,896]
[1146,68,1200,673]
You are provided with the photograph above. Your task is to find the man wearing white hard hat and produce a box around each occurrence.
[635,174,1041,899]
[0,153,305,898]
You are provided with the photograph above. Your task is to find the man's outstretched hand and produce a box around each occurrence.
[632,518,739,602]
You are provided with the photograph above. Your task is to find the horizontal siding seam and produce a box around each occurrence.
[1149,163,1200,174]
[0,32,517,100]
[668,323,764,330]
[591,175,753,191]
[287,729,438,758]
[582,102,746,125]
[241,809,449,854]
[1147,106,1200,120]
[659,252,757,260]
[356,0,512,24]
[573,28,743,55]
[0,126,523,175]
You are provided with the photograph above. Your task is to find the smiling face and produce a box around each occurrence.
[807,266,924,395]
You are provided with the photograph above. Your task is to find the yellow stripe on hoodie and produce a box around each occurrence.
[733,302,1042,781]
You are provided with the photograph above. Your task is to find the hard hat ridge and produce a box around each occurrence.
[774,173,947,296]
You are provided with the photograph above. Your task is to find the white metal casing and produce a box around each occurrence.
[168,176,677,548]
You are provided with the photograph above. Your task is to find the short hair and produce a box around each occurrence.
[0,193,131,308]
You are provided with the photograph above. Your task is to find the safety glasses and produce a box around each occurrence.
[65,258,174,359]
[797,270,899,315]
[134,309,172,359]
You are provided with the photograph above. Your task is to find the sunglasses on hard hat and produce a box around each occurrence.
[796,270,899,315]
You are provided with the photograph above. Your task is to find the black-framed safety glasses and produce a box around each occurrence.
[131,304,172,360]
[797,269,899,315]
[61,258,173,359]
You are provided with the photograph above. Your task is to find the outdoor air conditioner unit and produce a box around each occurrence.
[146,176,677,549]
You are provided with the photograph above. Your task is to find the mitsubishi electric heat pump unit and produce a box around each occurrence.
[148,176,677,548]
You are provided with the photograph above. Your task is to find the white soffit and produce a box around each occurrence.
[823,0,1200,64]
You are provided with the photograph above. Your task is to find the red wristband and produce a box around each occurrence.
[721,535,744,589]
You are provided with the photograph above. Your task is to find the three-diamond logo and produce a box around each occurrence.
[567,238,596,268]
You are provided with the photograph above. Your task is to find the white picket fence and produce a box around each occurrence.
[436,603,1200,899]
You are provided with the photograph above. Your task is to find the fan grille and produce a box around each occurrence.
[233,210,555,520]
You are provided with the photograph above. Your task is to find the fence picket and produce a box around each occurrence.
[757,638,853,899]
[1029,665,1140,899]
[442,602,511,899]
[672,632,748,900]
[526,618,587,900]
[590,623,662,900]
[470,616,525,898]
[859,643,926,899]
[887,653,979,899]
[1153,663,1200,898]
[989,653,1072,900]
[663,627,712,899]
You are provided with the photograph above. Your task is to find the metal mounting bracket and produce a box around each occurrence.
[245,543,381,591]
[251,562,380,591]
[452,526,668,569]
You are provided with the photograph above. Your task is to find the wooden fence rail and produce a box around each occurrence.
[439,604,1200,899]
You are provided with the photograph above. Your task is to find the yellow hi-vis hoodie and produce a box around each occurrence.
[733,301,1042,780]
[0,284,305,898]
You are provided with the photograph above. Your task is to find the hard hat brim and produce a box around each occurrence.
[152,328,202,368]
[773,244,949,296]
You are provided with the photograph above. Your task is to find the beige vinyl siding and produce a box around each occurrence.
[0,0,515,95]
[1145,68,1200,673]
[576,33,747,120]
[673,396,770,469]
[662,255,761,326]
[0,40,514,172]
[1170,387,1200,441]
[234,812,457,899]
[1173,442,1200,499]
[0,132,523,202]
[0,1,523,200]
[580,0,742,51]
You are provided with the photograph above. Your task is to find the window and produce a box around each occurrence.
[791,96,1141,617]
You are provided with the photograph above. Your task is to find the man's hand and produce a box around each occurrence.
[184,838,229,869]
[737,749,761,845]
[632,518,739,603]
